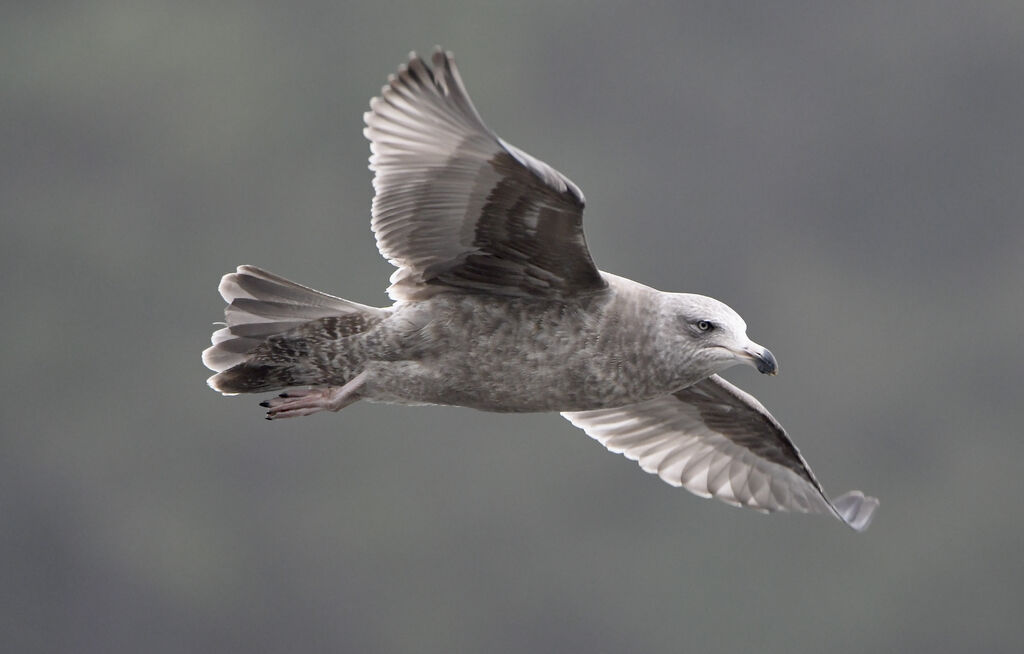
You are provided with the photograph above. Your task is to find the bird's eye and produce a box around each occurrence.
[696,320,713,332]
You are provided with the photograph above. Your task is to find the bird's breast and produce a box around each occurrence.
[370,291,672,412]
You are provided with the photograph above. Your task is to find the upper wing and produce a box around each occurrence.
[562,375,878,531]
[364,48,606,300]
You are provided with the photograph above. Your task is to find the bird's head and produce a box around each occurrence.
[662,292,777,381]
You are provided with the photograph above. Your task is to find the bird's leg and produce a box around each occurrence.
[261,371,368,420]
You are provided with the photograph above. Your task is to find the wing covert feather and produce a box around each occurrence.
[364,49,605,300]
[562,375,878,530]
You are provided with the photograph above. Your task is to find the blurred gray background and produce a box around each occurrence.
[4,1,1023,652]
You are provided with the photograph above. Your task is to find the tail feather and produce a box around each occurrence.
[203,328,264,375]
[209,363,306,394]
[225,320,309,338]
[219,266,356,307]
[225,298,345,323]
[203,265,384,392]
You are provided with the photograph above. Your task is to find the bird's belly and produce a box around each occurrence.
[364,293,668,412]
[365,345,652,413]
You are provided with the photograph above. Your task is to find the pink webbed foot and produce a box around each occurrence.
[260,372,367,420]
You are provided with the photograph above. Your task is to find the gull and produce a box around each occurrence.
[203,48,878,531]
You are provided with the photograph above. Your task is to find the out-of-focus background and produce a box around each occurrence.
[4,2,1023,652]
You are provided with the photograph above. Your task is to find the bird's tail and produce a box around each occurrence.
[202,265,384,394]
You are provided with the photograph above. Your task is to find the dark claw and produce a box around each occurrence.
[259,401,270,408]
[265,414,273,420]
[279,393,289,398]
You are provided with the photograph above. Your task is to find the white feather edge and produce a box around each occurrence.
[562,397,879,531]
[202,265,385,379]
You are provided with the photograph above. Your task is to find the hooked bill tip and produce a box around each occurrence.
[756,348,778,375]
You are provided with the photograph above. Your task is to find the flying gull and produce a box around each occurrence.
[203,48,878,531]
